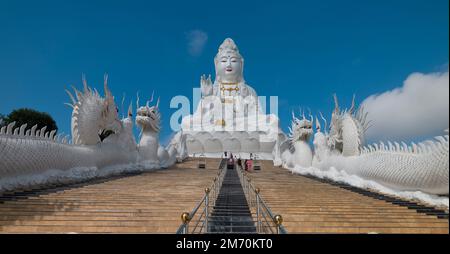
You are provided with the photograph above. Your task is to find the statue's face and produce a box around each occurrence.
[216,52,243,83]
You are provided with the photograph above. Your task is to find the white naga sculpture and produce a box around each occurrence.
[273,111,314,168]
[136,99,178,168]
[310,95,449,195]
[180,38,281,156]
[0,75,184,190]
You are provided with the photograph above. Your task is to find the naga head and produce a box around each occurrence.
[66,74,122,145]
[289,110,313,142]
[135,94,161,133]
[327,94,370,153]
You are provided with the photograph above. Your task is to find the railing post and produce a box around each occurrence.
[242,172,245,192]
[273,214,283,234]
[247,178,252,206]
[217,176,220,196]
[255,188,261,233]
[205,187,210,233]
[181,212,191,234]
[212,178,217,206]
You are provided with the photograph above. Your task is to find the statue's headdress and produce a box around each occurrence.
[216,38,242,58]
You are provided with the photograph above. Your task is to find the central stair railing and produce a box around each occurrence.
[176,159,227,234]
[236,166,288,234]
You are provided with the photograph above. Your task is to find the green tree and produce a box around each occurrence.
[1,108,58,134]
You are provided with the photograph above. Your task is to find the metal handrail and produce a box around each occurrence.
[176,159,227,234]
[236,165,288,234]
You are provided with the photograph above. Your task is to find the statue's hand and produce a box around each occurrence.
[200,74,213,97]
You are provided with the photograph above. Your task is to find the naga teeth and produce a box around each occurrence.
[373,143,379,151]
[6,122,16,135]
[19,124,27,136]
[31,125,38,136]
[412,142,418,153]
[49,130,56,140]
[379,141,385,151]
[40,126,47,138]
[394,142,400,151]
[388,141,393,151]
[401,142,408,152]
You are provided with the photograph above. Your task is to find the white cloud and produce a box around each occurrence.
[186,30,208,57]
[361,70,449,141]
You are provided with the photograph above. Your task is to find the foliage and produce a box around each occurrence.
[0,108,58,133]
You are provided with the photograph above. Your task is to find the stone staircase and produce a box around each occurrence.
[246,161,449,234]
[208,165,256,234]
[1,157,448,234]
[0,158,222,233]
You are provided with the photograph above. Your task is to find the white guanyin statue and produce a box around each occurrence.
[180,38,283,157]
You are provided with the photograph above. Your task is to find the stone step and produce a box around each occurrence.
[0,159,223,234]
[0,215,186,221]
[284,226,449,234]
[0,225,177,233]
[246,160,448,234]
[0,220,183,227]
[282,221,449,228]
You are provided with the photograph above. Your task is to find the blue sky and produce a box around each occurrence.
[0,0,448,144]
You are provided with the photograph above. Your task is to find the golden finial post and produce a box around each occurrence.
[273,214,283,234]
[181,212,191,224]
[181,212,191,234]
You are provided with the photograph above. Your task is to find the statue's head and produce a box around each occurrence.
[136,98,161,133]
[290,111,313,142]
[214,38,244,83]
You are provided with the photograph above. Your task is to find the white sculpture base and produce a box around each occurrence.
[179,96,282,157]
